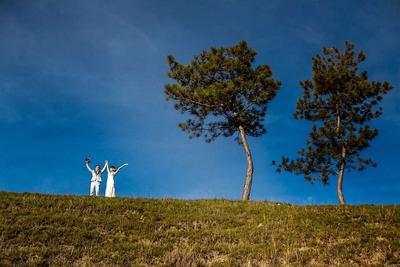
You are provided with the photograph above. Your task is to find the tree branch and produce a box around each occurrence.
[177,95,220,108]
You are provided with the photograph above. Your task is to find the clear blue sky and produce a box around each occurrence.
[0,0,399,204]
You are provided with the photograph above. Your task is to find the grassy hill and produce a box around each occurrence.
[0,192,399,266]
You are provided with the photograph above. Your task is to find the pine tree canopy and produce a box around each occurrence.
[277,42,393,184]
[164,41,281,143]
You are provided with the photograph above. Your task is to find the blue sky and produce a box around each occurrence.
[0,0,399,204]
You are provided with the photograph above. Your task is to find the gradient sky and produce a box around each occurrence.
[0,0,399,204]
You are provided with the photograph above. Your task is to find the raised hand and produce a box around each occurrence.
[115,163,128,174]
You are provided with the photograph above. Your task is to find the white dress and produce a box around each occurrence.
[105,163,128,198]
[105,172,116,197]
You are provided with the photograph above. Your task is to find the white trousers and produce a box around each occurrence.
[90,181,100,196]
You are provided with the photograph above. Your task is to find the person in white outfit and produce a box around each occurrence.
[105,160,128,198]
[85,158,107,196]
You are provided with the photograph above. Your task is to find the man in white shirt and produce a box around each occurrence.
[85,158,107,196]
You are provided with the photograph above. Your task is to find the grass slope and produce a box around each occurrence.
[0,192,399,266]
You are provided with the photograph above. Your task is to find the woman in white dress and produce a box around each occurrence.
[105,160,128,198]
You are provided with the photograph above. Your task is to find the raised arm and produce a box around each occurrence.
[101,161,108,174]
[86,162,93,172]
[115,163,128,174]
[106,160,110,173]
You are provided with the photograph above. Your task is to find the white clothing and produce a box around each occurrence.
[105,173,116,197]
[90,181,100,196]
[86,163,106,182]
[86,163,106,196]
[105,163,128,198]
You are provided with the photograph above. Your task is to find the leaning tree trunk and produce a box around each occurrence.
[336,106,346,205]
[337,146,347,205]
[238,125,254,201]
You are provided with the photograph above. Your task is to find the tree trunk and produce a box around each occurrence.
[337,146,346,205]
[238,125,254,201]
[336,107,346,205]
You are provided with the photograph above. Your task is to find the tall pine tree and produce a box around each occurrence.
[276,42,393,205]
[165,41,281,200]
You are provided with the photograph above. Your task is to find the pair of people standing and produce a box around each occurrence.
[85,158,128,197]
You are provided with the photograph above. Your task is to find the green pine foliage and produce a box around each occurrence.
[165,41,281,200]
[276,42,393,204]
[165,40,281,143]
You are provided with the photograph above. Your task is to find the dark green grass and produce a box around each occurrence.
[0,192,399,266]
